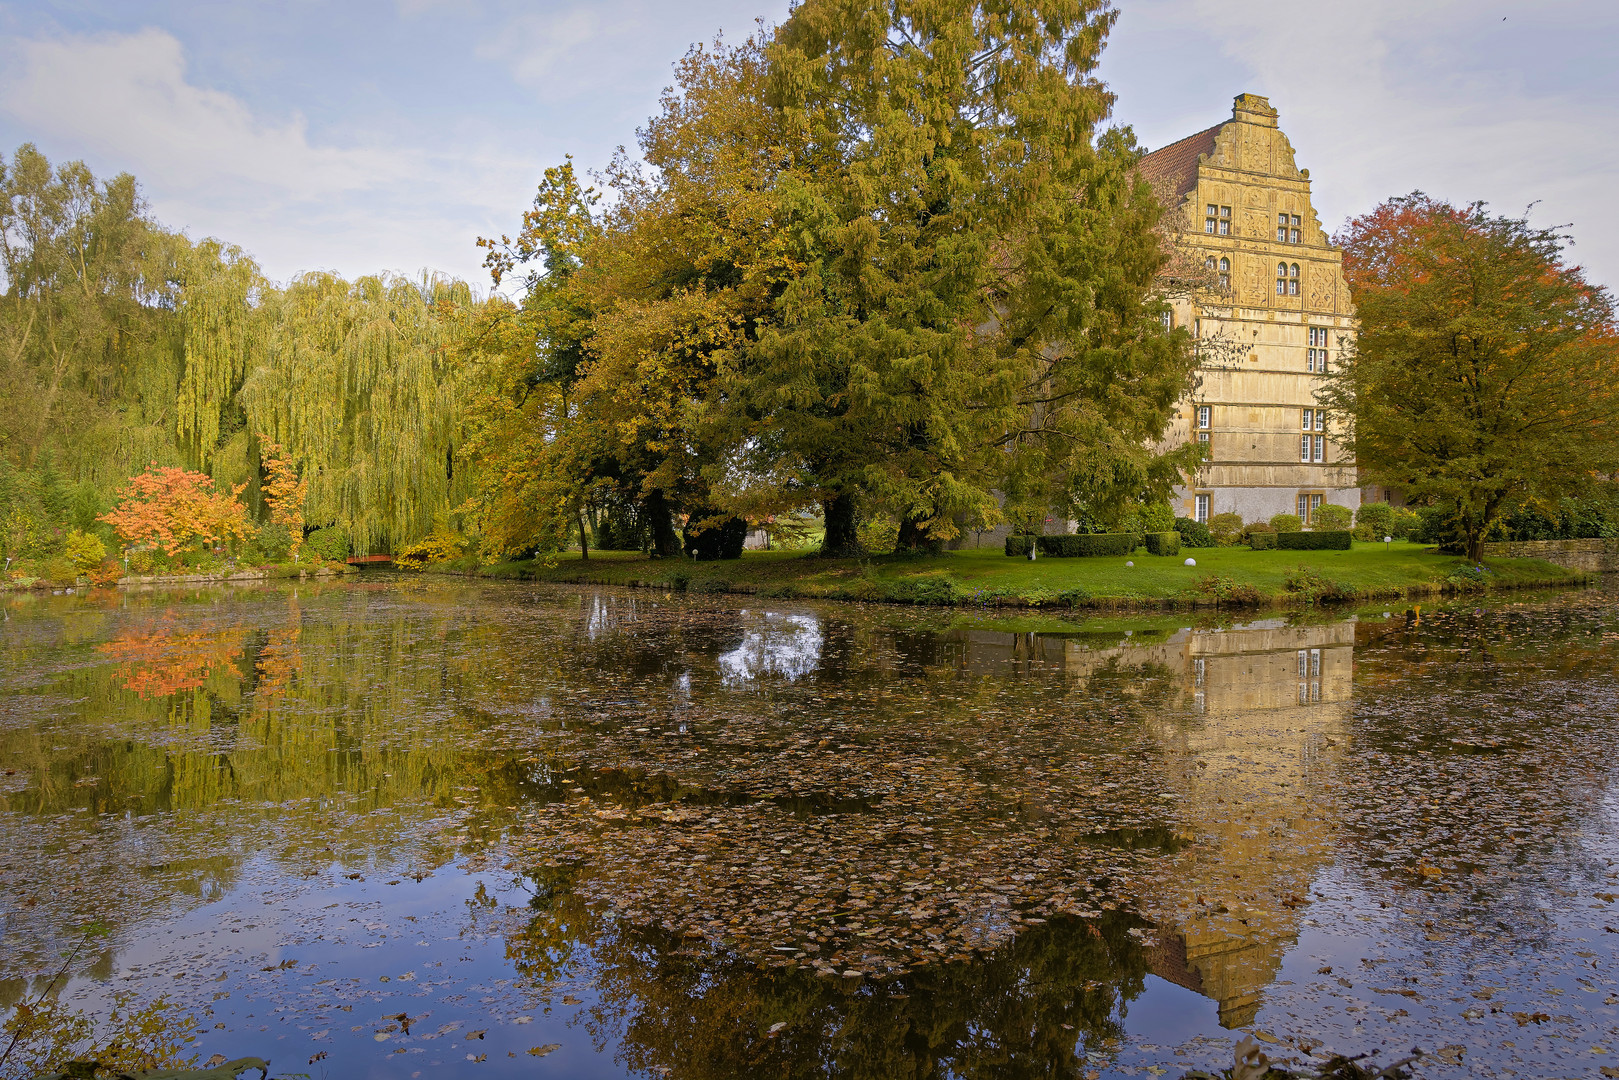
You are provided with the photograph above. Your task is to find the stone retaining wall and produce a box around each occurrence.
[1480,538,1619,573]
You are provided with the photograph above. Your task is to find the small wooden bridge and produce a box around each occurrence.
[346,554,394,565]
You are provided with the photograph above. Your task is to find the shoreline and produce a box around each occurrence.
[418,543,1592,613]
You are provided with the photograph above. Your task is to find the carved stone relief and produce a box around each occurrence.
[1307,265,1335,312]
[1242,258,1269,307]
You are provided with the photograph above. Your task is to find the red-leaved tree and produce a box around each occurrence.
[100,465,253,555]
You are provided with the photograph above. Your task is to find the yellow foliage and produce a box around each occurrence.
[395,528,468,569]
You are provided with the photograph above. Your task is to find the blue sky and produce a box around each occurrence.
[3,0,1614,291]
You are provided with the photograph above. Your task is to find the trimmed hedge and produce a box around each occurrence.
[1005,533,1137,558]
[1277,530,1352,550]
[1144,531,1181,556]
[1248,530,1278,550]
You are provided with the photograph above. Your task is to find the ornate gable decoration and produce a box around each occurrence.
[1200,94,1304,181]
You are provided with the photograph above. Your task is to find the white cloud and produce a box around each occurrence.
[0,26,537,285]
[0,28,402,199]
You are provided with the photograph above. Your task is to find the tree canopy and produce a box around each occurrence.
[1323,193,1619,560]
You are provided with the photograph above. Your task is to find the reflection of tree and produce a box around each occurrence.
[499,865,1148,1080]
[252,597,302,703]
[97,615,246,698]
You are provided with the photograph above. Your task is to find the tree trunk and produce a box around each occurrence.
[577,506,590,561]
[1466,527,1483,564]
[820,493,860,557]
[894,515,942,555]
[644,489,682,559]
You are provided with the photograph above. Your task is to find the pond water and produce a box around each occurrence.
[3,579,1619,1079]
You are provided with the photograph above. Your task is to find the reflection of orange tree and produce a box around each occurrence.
[253,598,303,703]
[98,615,246,698]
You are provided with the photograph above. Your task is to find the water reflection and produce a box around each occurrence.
[718,611,823,685]
[3,584,1618,1078]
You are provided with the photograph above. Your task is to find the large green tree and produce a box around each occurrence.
[717,0,1193,555]
[1323,193,1619,561]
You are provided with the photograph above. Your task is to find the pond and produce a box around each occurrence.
[2,579,1618,1078]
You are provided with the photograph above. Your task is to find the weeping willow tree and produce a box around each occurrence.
[239,271,490,554]
[175,239,267,475]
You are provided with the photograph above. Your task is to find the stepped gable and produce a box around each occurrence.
[1138,122,1221,200]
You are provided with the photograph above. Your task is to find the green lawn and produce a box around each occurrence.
[463,540,1585,611]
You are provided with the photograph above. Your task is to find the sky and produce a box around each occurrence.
[2,0,1614,292]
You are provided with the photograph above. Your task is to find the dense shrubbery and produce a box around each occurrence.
[1278,530,1352,550]
[1173,517,1213,548]
[1144,531,1180,556]
[1268,513,1303,534]
[304,527,350,562]
[1248,530,1277,550]
[1207,512,1245,546]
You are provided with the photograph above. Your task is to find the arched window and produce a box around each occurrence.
[1289,263,1301,296]
[1218,257,1230,290]
[1276,262,1288,296]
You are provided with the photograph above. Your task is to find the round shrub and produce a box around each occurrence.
[1311,503,1353,531]
[64,529,107,571]
[42,555,78,584]
[1391,507,1422,540]
[1269,513,1303,534]
[1355,502,1394,536]
[1173,517,1213,548]
[304,526,350,562]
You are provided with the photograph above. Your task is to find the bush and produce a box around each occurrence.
[855,514,899,554]
[1005,535,1033,557]
[1140,503,1176,533]
[304,527,350,562]
[247,522,294,563]
[1269,513,1303,533]
[1208,512,1246,546]
[1310,503,1352,531]
[1391,507,1422,540]
[63,529,106,571]
[1356,502,1394,536]
[1352,524,1375,542]
[1411,505,1463,550]
[1039,532,1137,557]
[1248,530,1277,550]
[42,555,78,584]
[1277,530,1352,550]
[1144,530,1181,556]
[91,557,124,586]
[1285,565,1354,602]
[1174,517,1213,548]
[129,549,156,574]
[395,529,464,569]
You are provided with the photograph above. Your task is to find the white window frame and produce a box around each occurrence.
[1196,405,1211,430]
[1195,494,1211,523]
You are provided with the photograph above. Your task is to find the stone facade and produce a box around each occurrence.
[1141,94,1360,527]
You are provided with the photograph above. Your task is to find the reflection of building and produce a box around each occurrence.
[1146,620,1350,1028]
[1140,94,1361,525]
[939,616,1352,1028]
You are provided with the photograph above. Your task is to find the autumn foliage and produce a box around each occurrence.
[1324,193,1619,560]
[260,438,308,557]
[99,464,253,555]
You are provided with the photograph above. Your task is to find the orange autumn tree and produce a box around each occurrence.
[99,464,253,556]
[260,438,308,558]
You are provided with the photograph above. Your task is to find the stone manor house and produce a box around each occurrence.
[1141,93,1364,526]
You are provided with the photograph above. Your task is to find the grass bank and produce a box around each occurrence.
[451,541,1585,611]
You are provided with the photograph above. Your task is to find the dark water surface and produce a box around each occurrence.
[3,579,1619,1078]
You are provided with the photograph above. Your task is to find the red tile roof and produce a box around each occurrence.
[1139,123,1222,202]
